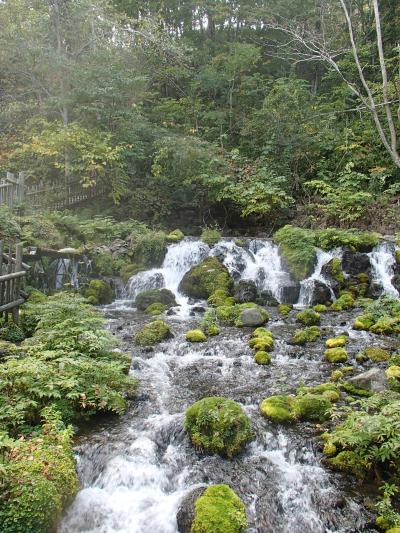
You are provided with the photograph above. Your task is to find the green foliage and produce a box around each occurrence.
[0,408,79,533]
[145,303,168,316]
[278,304,292,316]
[315,228,379,252]
[134,320,172,347]
[132,231,167,268]
[0,321,25,343]
[353,296,400,335]
[185,397,253,458]
[200,228,221,247]
[200,309,220,337]
[191,484,247,533]
[84,279,114,305]
[166,229,184,242]
[331,292,355,311]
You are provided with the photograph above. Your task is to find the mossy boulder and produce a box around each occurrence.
[290,326,320,345]
[296,308,320,326]
[83,279,113,305]
[215,303,268,327]
[353,315,374,331]
[207,289,235,307]
[237,307,268,327]
[249,328,274,351]
[278,304,293,316]
[260,395,295,423]
[191,484,247,533]
[145,302,168,316]
[185,397,252,458]
[331,291,355,311]
[166,229,184,242]
[135,288,176,311]
[330,370,344,382]
[324,347,348,363]
[325,335,348,349]
[179,257,233,300]
[186,329,207,343]
[254,351,271,365]
[200,228,221,247]
[359,346,390,362]
[313,304,328,313]
[273,225,316,280]
[327,450,369,478]
[135,320,172,346]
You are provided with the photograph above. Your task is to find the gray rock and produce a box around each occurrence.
[280,281,300,304]
[347,368,388,392]
[308,280,331,305]
[177,486,206,533]
[239,307,267,327]
[259,290,279,306]
[234,279,258,303]
[342,250,371,276]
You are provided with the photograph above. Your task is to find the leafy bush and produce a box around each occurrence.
[0,408,79,533]
[200,227,221,247]
[131,231,167,268]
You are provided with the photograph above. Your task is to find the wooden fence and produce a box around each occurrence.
[0,241,29,323]
[0,172,106,210]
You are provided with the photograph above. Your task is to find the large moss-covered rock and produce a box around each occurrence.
[237,307,268,327]
[135,320,172,346]
[260,395,295,423]
[261,393,332,423]
[359,346,390,362]
[84,279,113,305]
[185,397,252,458]
[179,257,233,300]
[135,288,176,311]
[186,329,207,343]
[331,291,355,311]
[191,485,247,533]
[325,335,348,349]
[233,279,258,304]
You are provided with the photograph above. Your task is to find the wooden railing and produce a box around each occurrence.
[0,242,29,323]
[0,172,107,210]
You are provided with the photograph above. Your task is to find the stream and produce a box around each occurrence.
[60,238,400,533]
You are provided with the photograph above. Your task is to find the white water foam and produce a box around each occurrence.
[369,242,399,297]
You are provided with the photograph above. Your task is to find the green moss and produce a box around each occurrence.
[273,225,316,281]
[339,381,373,397]
[254,351,271,365]
[145,302,168,316]
[296,308,320,326]
[260,395,295,423]
[315,228,379,252]
[386,366,400,379]
[83,279,113,305]
[200,309,220,336]
[0,412,79,533]
[166,229,184,242]
[278,304,293,316]
[191,484,247,533]
[325,335,348,349]
[369,316,399,335]
[290,326,320,345]
[186,329,207,342]
[396,250,400,265]
[330,370,344,382]
[135,320,172,346]
[330,257,345,282]
[135,289,176,311]
[297,382,339,396]
[179,257,233,300]
[185,397,253,458]
[327,450,369,478]
[353,315,374,331]
[359,346,391,362]
[313,304,328,313]
[119,263,142,283]
[292,394,332,422]
[331,291,355,311]
[323,442,337,456]
[249,328,274,351]
[324,347,348,363]
[252,327,273,338]
[132,231,167,268]
[200,228,221,247]
[215,303,268,327]
[207,289,235,307]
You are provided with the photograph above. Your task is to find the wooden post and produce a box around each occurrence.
[18,172,25,203]
[12,243,23,323]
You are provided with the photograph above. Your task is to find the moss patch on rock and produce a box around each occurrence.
[325,335,348,349]
[135,320,172,346]
[254,351,271,365]
[296,308,321,326]
[359,346,390,362]
[84,279,113,305]
[290,326,321,345]
[145,302,168,316]
[135,288,176,311]
[185,397,253,458]
[273,225,316,281]
[191,484,247,533]
[260,393,332,423]
[325,347,348,363]
[166,229,184,242]
[200,228,221,247]
[313,304,328,313]
[278,304,293,316]
[331,291,355,311]
[179,257,233,300]
[186,329,207,343]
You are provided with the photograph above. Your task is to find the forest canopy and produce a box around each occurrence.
[0,0,399,232]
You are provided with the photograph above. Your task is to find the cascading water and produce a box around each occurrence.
[297,248,341,307]
[368,242,399,298]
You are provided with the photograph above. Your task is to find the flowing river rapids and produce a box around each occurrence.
[60,238,400,533]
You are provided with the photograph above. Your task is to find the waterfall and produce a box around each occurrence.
[297,249,341,307]
[369,242,399,298]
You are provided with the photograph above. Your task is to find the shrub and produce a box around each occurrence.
[135,320,172,346]
[200,309,220,336]
[0,409,79,533]
[191,484,247,533]
[0,321,25,343]
[185,397,253,458]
